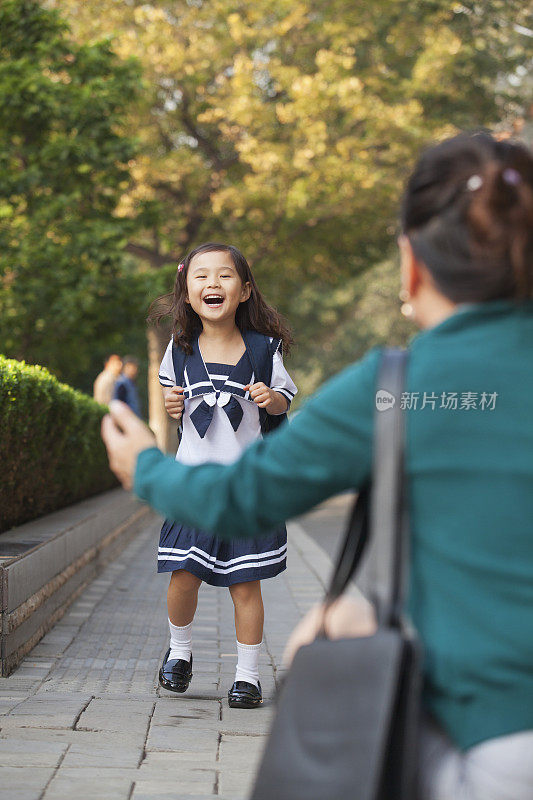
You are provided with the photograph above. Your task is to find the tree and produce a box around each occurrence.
[24,2,533,407]
[0,0,148,392]
[53,0,530,282]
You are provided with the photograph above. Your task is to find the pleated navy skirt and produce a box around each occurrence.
[158,519,287,586]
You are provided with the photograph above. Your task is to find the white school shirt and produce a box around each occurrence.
[159,339,298,467]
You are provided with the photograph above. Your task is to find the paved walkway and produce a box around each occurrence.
[0,501,341,800]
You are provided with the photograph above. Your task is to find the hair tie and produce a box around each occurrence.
[466,174,483,192]
[177,262,185,273]
[502,168,521,187]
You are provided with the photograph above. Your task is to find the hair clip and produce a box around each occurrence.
[466,174,483,192]
[502,168,521,187]
[177,262,185,273]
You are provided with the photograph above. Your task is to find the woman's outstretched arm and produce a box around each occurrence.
[103,348,380,539]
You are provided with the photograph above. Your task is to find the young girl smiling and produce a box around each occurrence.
[151,242,296,708]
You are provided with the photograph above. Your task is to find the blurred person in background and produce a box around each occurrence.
[93,353,122,406]
[113,355,141,417]
[102,132,533,800]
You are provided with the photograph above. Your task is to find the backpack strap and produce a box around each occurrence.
[171,339,187,389]
[242,329,287,435]
[170,338,188,437]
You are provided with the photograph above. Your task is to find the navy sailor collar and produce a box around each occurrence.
[183,335,256,437]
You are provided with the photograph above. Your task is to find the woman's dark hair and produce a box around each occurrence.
[401,132,533,303]
[148,243,293,355]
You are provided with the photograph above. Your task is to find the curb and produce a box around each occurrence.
[1,489,154,676]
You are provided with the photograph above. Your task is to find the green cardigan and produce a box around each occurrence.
[135,300,533,751]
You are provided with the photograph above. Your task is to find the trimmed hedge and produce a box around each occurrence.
[0,356,117,533]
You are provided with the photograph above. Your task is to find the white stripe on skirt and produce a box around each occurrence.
[158,543,287,574]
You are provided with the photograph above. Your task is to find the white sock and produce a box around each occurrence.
[168,619,192,662]
[235,640,261,688]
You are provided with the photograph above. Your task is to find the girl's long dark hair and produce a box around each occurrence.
[148,243,293,355]
[401,132,533,303]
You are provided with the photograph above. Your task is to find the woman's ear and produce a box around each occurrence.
[240,282,251,302]
[398,235,424,297]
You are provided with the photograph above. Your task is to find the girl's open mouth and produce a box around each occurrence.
[203,294,224,308]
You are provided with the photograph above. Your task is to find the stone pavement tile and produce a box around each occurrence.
[0,738,67,767]
[132,778,216,798]
[218,771,257,800]
[0,726,145,755]
[175,679,219,700]
[218,734,267,800]
[132,789,230,800]
[60,730,145,768]
[0,690,30,698]
[189,654,221,664]
[75,698,154,733]
[190,661,218,674]
[67,691,155,703]
[2,692,92,729]
[152,697,220,726]
[0,698,25,715]
[11,663,53,681]
[43,768,135,800]
[0,766,56,800]
[0,677,41,692]
[220,705,274,736]
[146,724,219,756]
[139,752,219,772]
[135,753,216,792]
[0,728,76,743]
[191,648,219,659]
[218,732,267,766]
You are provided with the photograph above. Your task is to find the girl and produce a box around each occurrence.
[150,242,297,708]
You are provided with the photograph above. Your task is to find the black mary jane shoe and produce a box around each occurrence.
[228,680,262,709]
[159,649,193,693]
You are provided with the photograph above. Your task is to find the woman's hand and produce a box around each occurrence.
[244,382,288,414]
[163,386,185,421]
[101,401,158,490]
[283,595,377,667]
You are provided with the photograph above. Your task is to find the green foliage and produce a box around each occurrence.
[289,257,416,401]
[56,0,532,395]
[0,0,148,389]
[2,1,531,400]
[0,355,117,532]
[56,1,531,280]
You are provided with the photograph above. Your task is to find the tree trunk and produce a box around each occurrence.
[147,325,177,453]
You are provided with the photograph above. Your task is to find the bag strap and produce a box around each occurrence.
[323,348,408,629]
[370,347,409,628]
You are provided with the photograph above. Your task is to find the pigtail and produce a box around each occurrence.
[468,161,533,300]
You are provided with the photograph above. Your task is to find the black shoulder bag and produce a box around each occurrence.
[250,348,422,800]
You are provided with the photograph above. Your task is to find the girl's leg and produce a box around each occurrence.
[168,569,202,625]
[229,579,264,643]
[229,580,264,688]
[167,570,202,661]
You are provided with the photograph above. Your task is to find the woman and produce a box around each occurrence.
[102,133,533,799]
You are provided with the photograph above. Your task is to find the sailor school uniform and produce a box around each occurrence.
[157,330,297,586]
